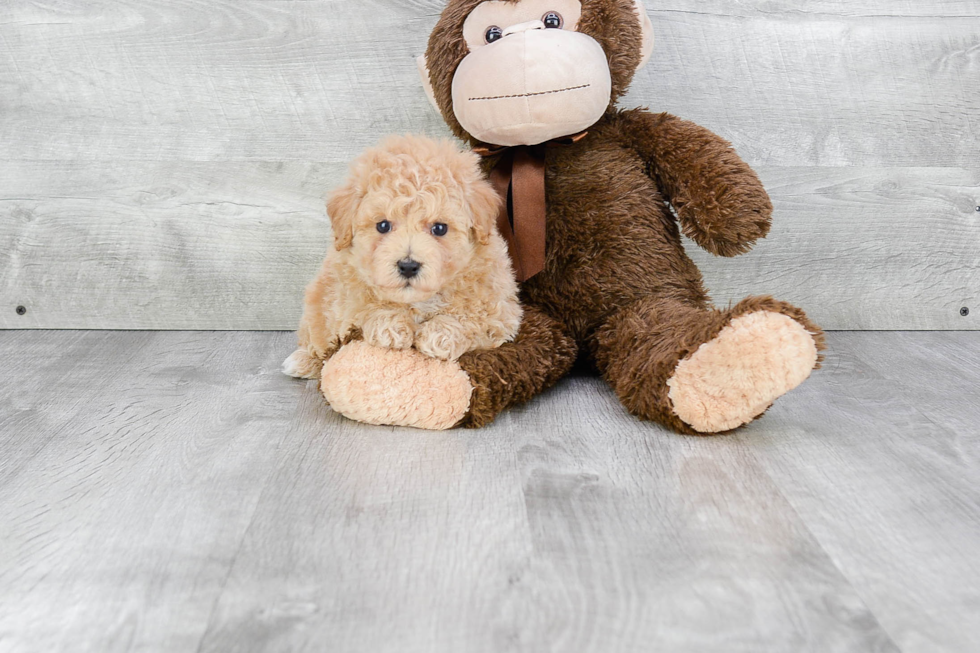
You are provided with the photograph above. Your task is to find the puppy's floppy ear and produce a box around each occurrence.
[326,181,360,251]
[467,179,503,246]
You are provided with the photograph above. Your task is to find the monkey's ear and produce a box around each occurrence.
[326,182,359,251]
[467,179,502,246]
[417,54,440,113]
[633,0,655,70]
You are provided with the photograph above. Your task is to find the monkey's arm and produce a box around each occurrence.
[455,305,577,428]
[615,109,772,257]
[319,304,576,429]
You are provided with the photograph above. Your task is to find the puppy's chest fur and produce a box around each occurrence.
[408,295,451,323]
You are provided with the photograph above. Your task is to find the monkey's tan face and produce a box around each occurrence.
[350,192,476,305]
[452,0,612,146]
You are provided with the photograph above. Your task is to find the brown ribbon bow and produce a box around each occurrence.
[474,131,588,282]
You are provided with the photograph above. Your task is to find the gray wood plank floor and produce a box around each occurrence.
[1,331,978,653]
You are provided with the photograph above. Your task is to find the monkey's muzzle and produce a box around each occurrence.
[451,28,612,147]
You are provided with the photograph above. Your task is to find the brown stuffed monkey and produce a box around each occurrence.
[318,0,825,434]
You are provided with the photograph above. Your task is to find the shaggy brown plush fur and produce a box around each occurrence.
[312,0,822,432]
[594,295,825,434]
[414,0,826,433]
[457,304,578,427]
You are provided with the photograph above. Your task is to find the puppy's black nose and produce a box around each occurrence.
[397,258,422,279]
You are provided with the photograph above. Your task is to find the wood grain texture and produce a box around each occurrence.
[195,382,898,653]
[0,331,303,651]
[0,330,940,652]
[2,163,975,330]
[691,167,980,330]
[2,0,977,165]
[0,161,337,330]
[738,331,980,653]
[1,0,979,329]
[651,0,980,17]
[0,0,448,163]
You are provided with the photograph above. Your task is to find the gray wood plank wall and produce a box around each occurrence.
[1,0,978,330]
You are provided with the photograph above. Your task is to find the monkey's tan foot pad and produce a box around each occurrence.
[666,311,819,434]
[321,341,473,430]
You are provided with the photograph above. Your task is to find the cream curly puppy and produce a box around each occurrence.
[283,135,522,380]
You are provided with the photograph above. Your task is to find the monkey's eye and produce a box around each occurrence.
[376,220,392,234]
[543,12,563,29]
[485,26,503,43]
[431,223,448,237]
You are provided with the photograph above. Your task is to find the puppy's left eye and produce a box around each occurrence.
[431,223,448,237]
[376,220,392,234]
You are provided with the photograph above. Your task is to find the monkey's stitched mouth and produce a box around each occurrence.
[468,84,591,102]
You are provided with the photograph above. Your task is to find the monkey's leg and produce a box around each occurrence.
[321,305,577,430]
[593,296,825,434]
[456,305,578,428]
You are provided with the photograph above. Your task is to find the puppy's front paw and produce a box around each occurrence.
[362,313,415,350]
[415,316,470,361]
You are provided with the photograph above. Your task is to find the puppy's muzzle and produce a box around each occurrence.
[397,258,422,279]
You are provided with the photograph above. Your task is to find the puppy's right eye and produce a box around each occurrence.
[485,26,503,44]
[376,220,392,234]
